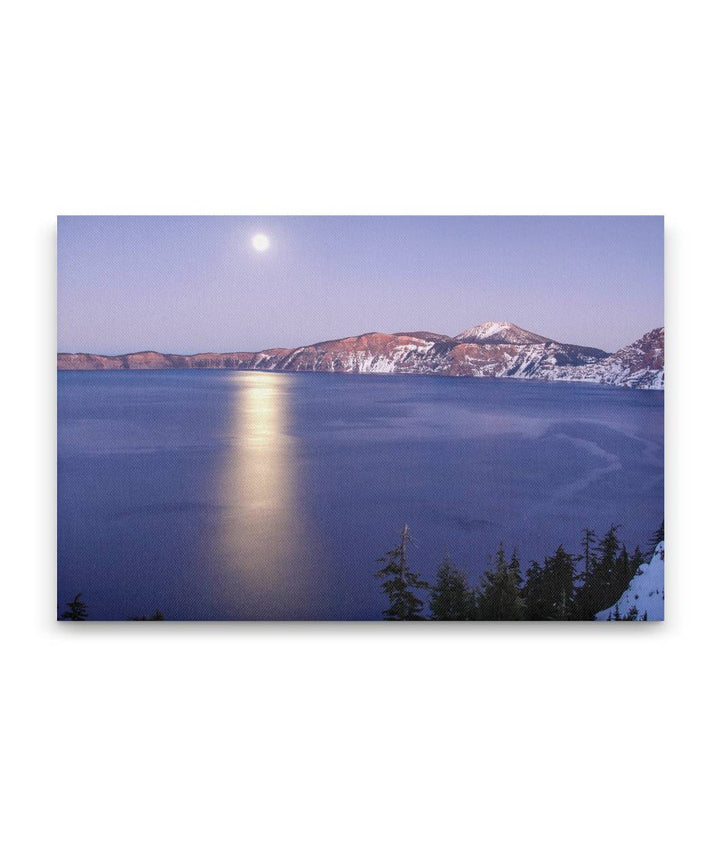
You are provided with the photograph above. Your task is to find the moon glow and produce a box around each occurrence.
[252,233,270,252]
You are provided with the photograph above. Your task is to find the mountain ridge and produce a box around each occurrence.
[455,320,552,345]
[57,321,664,389]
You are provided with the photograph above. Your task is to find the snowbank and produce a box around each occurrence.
[596,542,664,621]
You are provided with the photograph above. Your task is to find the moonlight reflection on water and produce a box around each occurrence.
[215,372,318,614]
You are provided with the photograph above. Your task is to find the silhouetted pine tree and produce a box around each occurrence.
[630,546,644,574]
[522,548,578,620]
[648,520,664,557]
[548,546,579,620]
[610,604,645,621]
[429,556,475,620]
[576,524,621,618]
[612,545,635,606]
[509,548,521,589]
[375,524,429,620]
[581,528,597,580]
[522,560,551,620]
[575,529,598,619]
[61,593,88,621]
[476,545,524,620]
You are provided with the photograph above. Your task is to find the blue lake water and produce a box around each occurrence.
[57,370,664,620]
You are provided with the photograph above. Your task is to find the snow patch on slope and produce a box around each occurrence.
[456,321,551,345]
[549,328,664,389]
[596,542,665,621]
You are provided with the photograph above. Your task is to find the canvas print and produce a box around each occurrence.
[57,216,664,621]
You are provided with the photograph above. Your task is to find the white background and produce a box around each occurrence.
[2,1,718,854]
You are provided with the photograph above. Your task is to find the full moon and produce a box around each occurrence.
[252,233,270,252]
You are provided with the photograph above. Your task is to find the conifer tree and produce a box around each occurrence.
[597,525,621,602]
[581,528,597,580]
[429,555,475,620]
[509,548,521,589]
[576,524,621,618]
[522,547,578,620]
[648,520,664,557]
[521,560,550,620]
[630,546,644,574]
[612,545,635,606]
[574,529,599,619]
[548,546,578,619]
[476,544,524,620]
[375,524,429,620]
[60,593,88,621]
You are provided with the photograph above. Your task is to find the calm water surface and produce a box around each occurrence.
[57,371,664,620]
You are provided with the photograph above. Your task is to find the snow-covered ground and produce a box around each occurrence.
[596,542,665,621]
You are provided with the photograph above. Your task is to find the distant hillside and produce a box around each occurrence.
[58,322,664,389]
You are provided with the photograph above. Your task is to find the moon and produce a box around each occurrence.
[252,233,270,252]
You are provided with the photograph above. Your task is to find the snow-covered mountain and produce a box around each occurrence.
[455,321,551,346]
[57,322,665,390]
[596,542,665,621]
[547,328,665,390]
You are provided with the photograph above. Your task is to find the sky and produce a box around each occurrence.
[57,216,663,354]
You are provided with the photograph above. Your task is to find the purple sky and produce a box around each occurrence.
[57,216,663,354]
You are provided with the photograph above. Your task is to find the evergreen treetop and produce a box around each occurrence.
[476,544,525,620]
[375,524,429,620]
[429,555,475,620]
[60,593,88,621]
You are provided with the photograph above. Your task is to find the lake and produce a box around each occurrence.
[57,370,664,620]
